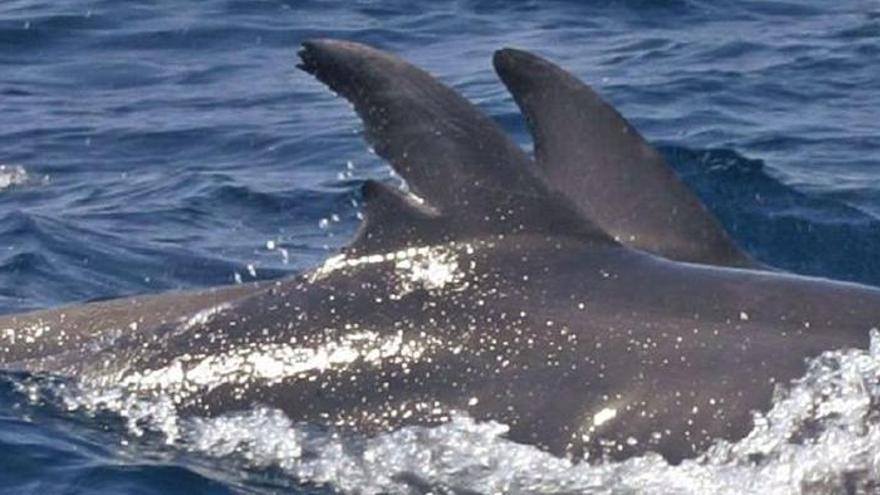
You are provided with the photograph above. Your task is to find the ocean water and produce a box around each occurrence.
[1,0,879,493]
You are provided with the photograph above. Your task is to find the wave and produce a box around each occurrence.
[4,331,880,494]
[664,146,880,287]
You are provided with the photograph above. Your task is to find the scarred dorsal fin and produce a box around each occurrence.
[298,39,617,252]
[493,48,756,268]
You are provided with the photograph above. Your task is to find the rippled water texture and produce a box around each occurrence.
[0,0,879,493]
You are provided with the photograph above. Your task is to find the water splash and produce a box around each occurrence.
[7,331,879,494]
[311,242,472,297]
[0,164,30,190]
[109,329,436,406]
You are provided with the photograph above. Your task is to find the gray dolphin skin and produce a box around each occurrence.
[1,39,879,464]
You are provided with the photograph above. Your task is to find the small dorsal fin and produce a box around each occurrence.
[493,48,755,268]
[346,180,446,255]
[298,39,617,248]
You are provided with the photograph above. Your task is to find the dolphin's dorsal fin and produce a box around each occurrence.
[493,48,755,268]
[298,40,616,251]
[346,180,445,255]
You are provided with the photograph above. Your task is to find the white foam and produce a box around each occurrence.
[0,164,29,190]
[20,332,880,494]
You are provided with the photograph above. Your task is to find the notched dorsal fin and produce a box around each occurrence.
[493,48,755,268]
[347,180,446,255]
[298,39,618,249]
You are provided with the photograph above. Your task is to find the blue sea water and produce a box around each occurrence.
[0,0,879,493]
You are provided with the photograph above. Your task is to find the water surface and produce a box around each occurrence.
[1,1,879,493]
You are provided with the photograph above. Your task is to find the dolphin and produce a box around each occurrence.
[1,39,879,464]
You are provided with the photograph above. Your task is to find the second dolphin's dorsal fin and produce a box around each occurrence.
[298,39,616,250]
[493,48,755,268]
[346,180,445,255]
